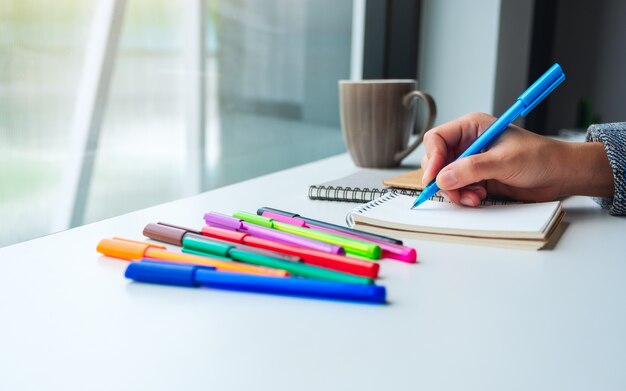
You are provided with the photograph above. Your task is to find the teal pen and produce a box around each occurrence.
[412,63,566,208]
[181,233,374,285]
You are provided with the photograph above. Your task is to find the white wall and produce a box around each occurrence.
[418,0,502,125]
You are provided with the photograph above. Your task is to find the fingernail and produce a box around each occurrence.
[460,195,475,206]
[438,170,458,189]
[439,191,450,200]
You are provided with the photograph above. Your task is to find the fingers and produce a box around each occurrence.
[421,113,495,184]
[459,186,487,206]
[436,153,503,191]
[441,184,487,207]
[420,148,446,185]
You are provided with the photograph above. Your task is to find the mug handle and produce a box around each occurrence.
[393,90,437,164]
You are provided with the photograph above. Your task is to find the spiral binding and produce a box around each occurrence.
[346,192,397,227]
[344,190,516,226]
[308,185,420,203]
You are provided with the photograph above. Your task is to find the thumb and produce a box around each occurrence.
[436,153,501,190]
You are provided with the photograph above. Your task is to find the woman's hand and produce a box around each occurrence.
[420,112,614,206]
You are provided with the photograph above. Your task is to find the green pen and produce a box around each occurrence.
[233,211,382,259]
[181,234,374,285]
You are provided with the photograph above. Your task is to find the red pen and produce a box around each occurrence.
[200,226,379,279]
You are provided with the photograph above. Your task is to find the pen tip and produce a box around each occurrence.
[412,196,424,209]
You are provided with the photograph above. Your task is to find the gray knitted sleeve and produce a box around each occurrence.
[586,122,626,216]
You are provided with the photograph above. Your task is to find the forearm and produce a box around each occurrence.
[559,141,614,198]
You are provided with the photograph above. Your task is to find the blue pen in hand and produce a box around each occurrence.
[412,63,566,209]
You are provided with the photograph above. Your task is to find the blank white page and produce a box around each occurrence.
[348,193,562,239]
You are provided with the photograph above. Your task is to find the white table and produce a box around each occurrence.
[1,153,625,391]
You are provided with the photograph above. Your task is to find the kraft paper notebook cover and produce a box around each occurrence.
[382,168,426,190]
[346,193,565,250]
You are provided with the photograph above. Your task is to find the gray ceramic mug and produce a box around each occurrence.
[339,80,436,168]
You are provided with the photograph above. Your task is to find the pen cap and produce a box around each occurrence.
[97,238,165,260]
[143,223,187,246]
[182,233,233,257]
[125,260,215,287]
[518,63,565,116]
[233,211,274,228]
[204,212,242,230]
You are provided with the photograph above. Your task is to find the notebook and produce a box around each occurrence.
[346,192,565,250]
[308,170,422,203]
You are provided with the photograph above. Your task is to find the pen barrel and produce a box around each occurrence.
[274,222,382,259]
[125,261,386,303]
[145,248,286,277]
[201,226,379,278]
[194,268,387,304]
[458,100,525,159]
[256,207,404,245]
[230,249,374,285]
[184,231,302,262]
[183,235,372,284]
[310,225,416,263]
[205,212,344,255]
[244,236,379,278]
[244,224,345,255]
[302,217,403,245]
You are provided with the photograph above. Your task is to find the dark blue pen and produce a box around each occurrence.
[412,63,566,208]
[256,207,403,245]
[126,260,387,304]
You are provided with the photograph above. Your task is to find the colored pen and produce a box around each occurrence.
[182,233,373,285]
[125,260,387,304]
[261,211,417,263]
[204,212,344,255]
[412,63,566,208]
[144,222,302,263]
[200,225,380,278]
[233,211,382,259]
[96,237,288,277]
[256,207,403,245]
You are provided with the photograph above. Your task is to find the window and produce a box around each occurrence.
[0,0,353,246]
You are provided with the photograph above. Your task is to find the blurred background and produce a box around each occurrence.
[1,0,624,247]
[0,0,352,246]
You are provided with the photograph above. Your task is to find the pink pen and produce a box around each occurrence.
[261,211,417,263]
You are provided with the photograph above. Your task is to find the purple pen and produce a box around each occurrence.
[203,212,345,255]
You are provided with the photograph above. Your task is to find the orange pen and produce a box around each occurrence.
[96,237,288,277]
